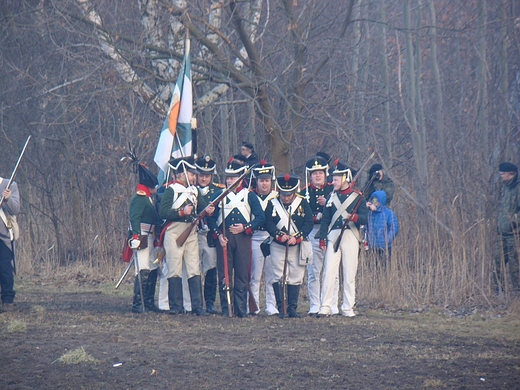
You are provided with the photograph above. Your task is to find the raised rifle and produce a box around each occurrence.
[221,199,233,317]
[332,151,375,253]
[176,167,253,247]
[1,136,31,275]
[0,136,31,208]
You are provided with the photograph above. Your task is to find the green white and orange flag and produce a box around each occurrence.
[154,38,192,178]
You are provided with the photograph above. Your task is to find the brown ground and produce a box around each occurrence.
[1,278,519,390]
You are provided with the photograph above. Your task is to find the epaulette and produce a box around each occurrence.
[353,189,362,195]
[136,190,147,196]
[213,182,225,188]
[296,193,305,199]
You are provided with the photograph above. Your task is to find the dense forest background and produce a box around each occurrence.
[1,0,519,308]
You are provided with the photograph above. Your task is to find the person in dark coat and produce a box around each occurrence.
[496,162,520,292]
[365,163,395,206]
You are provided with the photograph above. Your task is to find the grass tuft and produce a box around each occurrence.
[7,319,27,333]
[58,347,98,364]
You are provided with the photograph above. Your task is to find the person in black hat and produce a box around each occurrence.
[195,156,224,314]
[159,157,212,316]
[0,174,20,313]
[496,162,520,292]
[240,141,260,167]
[265,174,313,318]
[207,158,265,317]
[318,160,368,318]
[127,162,160,313]
[300,155,339,316]
[365,163,395,206]
[250,160,278,315]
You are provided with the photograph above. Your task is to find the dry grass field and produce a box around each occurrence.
[0,274,519,390]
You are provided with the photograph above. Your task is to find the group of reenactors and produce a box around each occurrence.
[127,142,394,318]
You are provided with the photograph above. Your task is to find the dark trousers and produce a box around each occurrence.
[495,236,520,291]
[0,241,15,304]
[369,248,392,270]
[216,230,251,316]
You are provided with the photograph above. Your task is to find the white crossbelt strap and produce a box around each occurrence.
[217,189,251,226]
[169,183,198,210]
[274,197,302,233]
[258,191,278,211]
[328,192,359,233]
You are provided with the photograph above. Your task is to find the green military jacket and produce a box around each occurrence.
[129,188,158,236]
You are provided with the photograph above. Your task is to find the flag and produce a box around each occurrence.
[154,38,193,177]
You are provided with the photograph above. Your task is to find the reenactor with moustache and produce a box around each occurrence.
[265,174,313,318]
[159,157,212,316]
[301,155,340,316]
[195,156,224,314]
[318,160,368,318]
[127,160,160,313]
[250,160,279,315]
[207,158,265,317]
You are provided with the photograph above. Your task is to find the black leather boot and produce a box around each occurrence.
[234,288,248,318]
[144,269,161,312]
[132,271,149,314]
[287,284,301,318]
[204,268,218,314]
[189,275,209,316]
[272,282,286,318]
[167,277,183,315]
[219,278,233,316]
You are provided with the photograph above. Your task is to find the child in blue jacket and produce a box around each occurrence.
[366,190,398,269]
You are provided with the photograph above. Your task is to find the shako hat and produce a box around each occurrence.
[305,155,329,173]
[499,162,518,173]
[332,159,354,182]
[120,147,158,189]
[316,151,332,164]
[195,156,217,174]
[253,159,275,179]
[225,157,248,176]
[138,164,159,189]
[168,156,198,174]
[276,174,300,194]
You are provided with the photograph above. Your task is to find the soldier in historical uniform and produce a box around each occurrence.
[128,162,160,313]
[195,156,224,314]
[301,155,340,316]
[207,158,265,317]
[0,176,20,312]
[250,160,278,315]
[159,157,211,316]
[265,174,313,318]
[318,160,368,318]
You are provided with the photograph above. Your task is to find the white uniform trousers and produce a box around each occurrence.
[307,225,339,314]
[163,222,201,278]
[251,230,278,315]
[319,229,359,317]
[134,234,159,274]
[268,242,306,285]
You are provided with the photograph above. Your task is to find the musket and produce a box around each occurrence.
[1,136,32,275]
[115,259,134,289]
[332,151,375,253]
[0,136,31,208]
[221,199,233,317]
[280,205,292,317]
[176,166,254,247]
